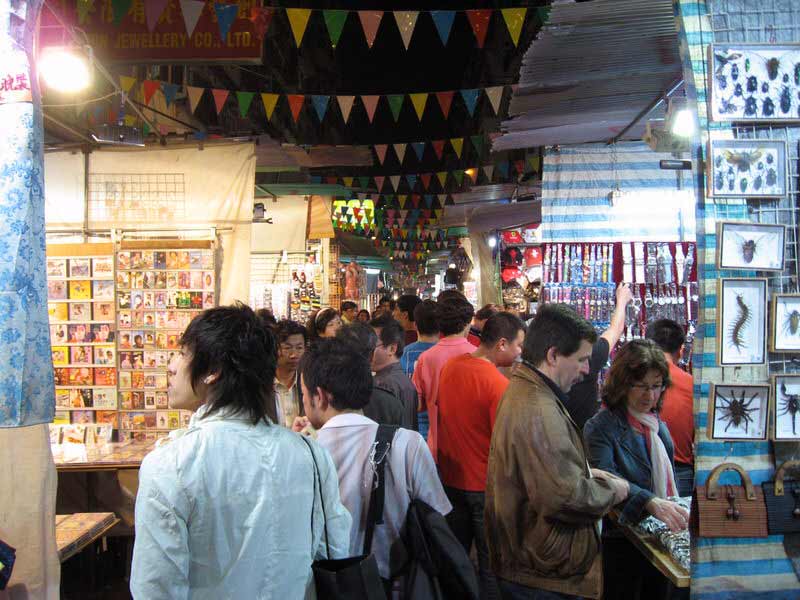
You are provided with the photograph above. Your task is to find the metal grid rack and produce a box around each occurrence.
[88,173,186,223]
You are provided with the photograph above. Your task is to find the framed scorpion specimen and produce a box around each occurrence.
[772,376,800,441]
[717,278,768,366]
[707,140,788,199]
[770,294,800,353]
[716,221,786,271]
[709,383,769,441]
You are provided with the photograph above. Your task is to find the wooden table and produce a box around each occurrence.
[56,513,120,562]
[53,441,155,472]
[611,513,690,589]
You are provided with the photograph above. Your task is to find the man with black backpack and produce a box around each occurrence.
[295,337,474,598]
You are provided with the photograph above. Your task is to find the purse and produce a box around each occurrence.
[0,538,16,590]
[763,460,800,534]
[693,462,768,538]
[302,429,392,600]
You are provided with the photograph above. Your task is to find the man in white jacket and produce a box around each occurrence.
[131,304,351,599]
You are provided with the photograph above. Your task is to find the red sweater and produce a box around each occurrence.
[659,361,694,465]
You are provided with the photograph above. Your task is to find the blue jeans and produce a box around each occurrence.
[498,579,583,600]
[444,486,499,600]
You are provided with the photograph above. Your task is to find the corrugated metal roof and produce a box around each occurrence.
[493,0,682,150]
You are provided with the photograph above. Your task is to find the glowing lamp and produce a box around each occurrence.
[39,46,91,93]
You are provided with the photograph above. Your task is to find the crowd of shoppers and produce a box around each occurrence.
[131,288,694,600]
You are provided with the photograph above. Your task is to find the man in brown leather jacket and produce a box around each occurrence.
[485,304,630,599]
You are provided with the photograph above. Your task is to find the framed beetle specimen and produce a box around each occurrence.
[772,375,800,441]
[716,221,786,271]
[770,293,800,352]
[708,43,800,122]
[717,278,768,366]
[708,383,769,441]
[707,140,788,198]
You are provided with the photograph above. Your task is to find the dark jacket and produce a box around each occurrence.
[485,364,618,599]
[373,362,418,431]
[363,384,409,429]
[583,408,676,526]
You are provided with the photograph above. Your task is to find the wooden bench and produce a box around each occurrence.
[56,513,119,562]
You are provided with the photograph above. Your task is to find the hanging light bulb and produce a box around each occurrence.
[488,235,497,248]
[39,46,92,93]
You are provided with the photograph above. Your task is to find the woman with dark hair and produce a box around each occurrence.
[131,303,351,599]
[583,338,689,600]
[307,307,342,345]
[356,309,371,323]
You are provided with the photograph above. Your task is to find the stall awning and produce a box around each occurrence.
[493,0,682,150]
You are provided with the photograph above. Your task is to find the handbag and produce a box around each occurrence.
[763,460,800,534]
[693,462,768,538]
[0,538,16,590]
[302,427,394,600]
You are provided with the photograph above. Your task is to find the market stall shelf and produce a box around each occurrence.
[47,244,119,438]
[52,440,155,472]
[56,513,120,562]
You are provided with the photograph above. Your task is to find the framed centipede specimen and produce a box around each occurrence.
[716,221,786,271]
[717,278,768,366]
[706,139,788,199]
[772,375,800,441]
[770,293,800,352]
[708,383,769,441]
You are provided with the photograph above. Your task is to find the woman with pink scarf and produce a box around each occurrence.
[584,338,690,600]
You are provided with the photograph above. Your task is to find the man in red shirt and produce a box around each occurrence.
[646,319,694,497]
[437,312,526,600]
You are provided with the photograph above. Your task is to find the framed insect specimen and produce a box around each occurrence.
[708,43,800,122]
[717,278,768,366]
[770,293,800,352]
[772,375,800,441]
[707,139,788,198]
[708,383,769,441]
[716,221,786,271]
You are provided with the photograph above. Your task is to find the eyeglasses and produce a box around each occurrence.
[631,382,665,394]
[280,344,305,354]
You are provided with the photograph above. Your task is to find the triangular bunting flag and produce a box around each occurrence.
[142,80,160,105]
[393,11,419,50]
[373,144,388,165]
[393,143,407,164]
[261,93,279,120]
[323,10,348,48]
[236,91,255,117]
[386,94,404,122]
[436,172,448,188]
[432,140,445,160]
[250,6,274,39]
[119,75,137,93]
[436,90,454,118]
[430,10,455,45]
[358,11,382,49]
[145,0,169,31]
[466,9,492,48]
[528,154,541,173]
[311,95,330,121]
[342,177,354,188]
[450,137,464,158]
[460,89,480,117]
[374,176,385,191]
[361,95,379,123]
[411,142,425,161]
[498,161,510,178]
[287,94,305,122]
[123,114,137,126]
[482,165,494,181]
[286,8,311,46]
[486,87,503,116]
[186,86,205,113]
[424,195,434,209]
[211,88,229,114]
[337,95,355,122]
[358,176,371,189]
[420,173,431,190]
[470,134,484,156]
[161,82,179,106]
[406,174,417,189]
[398,196,407,209]
[214,3,239,43]
[409,92,427,120]
[390,175,401,191]
[112,0,133,26]
[501,8,526,46]
[515,160,525,174]
[452,170,464,186]
[179,0,204,34]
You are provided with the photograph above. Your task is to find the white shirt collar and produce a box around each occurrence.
[320,412,374,430]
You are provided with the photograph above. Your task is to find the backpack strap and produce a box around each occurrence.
[363,424,398,555]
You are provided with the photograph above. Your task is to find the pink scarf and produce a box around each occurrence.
[627,410,677,498]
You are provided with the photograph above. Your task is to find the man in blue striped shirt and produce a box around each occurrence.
[400,300,439,440]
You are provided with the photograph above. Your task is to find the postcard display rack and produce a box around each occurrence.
[47,243,118,445]
[115,241,216,441]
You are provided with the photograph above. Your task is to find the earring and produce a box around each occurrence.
[203,376,214,385]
